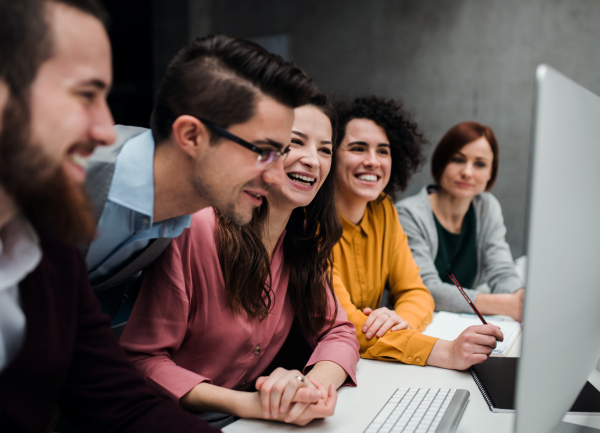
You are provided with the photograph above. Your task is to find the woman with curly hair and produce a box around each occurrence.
[331,96,503,370]
[397,121,524,320]
[120,93,359,427]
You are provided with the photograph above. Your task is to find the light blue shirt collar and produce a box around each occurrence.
[107,130,155,219]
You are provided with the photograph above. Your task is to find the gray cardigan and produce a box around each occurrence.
[396,186,523,313]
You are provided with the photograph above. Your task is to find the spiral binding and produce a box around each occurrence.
[469,368,495,411]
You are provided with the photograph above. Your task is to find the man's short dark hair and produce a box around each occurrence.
[151,34,317,144]
[0,0,47,99]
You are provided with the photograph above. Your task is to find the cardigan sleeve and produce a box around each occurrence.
[301,282,360,387]
[120,236,210,402]
[478,194,523,294]
[397,197,484,313]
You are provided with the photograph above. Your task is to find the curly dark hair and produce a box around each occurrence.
[333,96,428,200]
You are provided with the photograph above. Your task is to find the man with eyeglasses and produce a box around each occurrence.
[84,34,316,320]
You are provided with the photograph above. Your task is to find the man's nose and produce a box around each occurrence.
[90,100,116,147]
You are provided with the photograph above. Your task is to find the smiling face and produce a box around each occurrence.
[191,95,295,225]
[0,2,114,243]
[268,105,333,211]
[334,118,392,208]
[29,2,115,184]
[439,136,494,199]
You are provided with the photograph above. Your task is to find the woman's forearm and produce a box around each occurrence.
[180,382,262,419]
[306,360,347,390]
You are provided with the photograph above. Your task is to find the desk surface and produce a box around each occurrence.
[223,335,600,432]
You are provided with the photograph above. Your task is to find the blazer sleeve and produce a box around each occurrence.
[120,237,210,402]
[59,249,218,433]
[301,281,360,387]
[397,200,484,313]
[479,194,523,294]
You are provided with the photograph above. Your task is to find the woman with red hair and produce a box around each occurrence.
[397,121,524,321]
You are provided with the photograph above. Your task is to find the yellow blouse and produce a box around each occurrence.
[332,194,438,366]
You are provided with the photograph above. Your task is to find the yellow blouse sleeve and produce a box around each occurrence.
[331,198,438,366]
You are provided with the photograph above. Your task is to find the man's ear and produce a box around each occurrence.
[171,115,211,158]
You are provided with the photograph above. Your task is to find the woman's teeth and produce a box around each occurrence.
[357,174,378,182]
[288,173,316,186]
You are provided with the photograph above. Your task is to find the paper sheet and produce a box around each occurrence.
[422,311,521,356]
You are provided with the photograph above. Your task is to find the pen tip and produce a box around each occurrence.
[446,270,451,275]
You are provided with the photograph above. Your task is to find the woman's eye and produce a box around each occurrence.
[378,149,390,155]
[349,146,365,152]
[475,161,486,168]
[451,157,465,163]
[291,138,303,146]
[320,147,332,155]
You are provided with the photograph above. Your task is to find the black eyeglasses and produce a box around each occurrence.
[199,118,290,169]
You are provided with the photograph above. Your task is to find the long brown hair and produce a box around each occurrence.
[216,92,342,336]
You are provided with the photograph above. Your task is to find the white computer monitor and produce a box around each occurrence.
[515,65,600,433]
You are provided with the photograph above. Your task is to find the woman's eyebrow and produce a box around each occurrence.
[292,130,307,139]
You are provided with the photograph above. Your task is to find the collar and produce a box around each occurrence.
[339,192,387,240]
[107,130,155,220]
[0,215,41,291]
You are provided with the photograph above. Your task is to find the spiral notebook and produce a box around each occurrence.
[422,312,521,357]
[469,357,600,414]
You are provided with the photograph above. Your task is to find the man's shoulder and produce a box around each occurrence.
[88,125,149,165]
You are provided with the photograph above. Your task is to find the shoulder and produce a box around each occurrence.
[396,186,431,217]
[88,125,148,164]
[173,208,218,252]
[472,191,503,218]
[32,227,87,288]
[368,193,398,221]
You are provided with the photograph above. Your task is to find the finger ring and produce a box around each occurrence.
[296,375,306,384]
[383,312,391,317]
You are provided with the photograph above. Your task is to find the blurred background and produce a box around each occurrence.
[101,0,600,259]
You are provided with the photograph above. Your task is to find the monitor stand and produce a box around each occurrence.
[555,422,600,433]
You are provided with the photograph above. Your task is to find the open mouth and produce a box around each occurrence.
[288,172,317,187]
[69,152,90,170]
[356,173,379,183]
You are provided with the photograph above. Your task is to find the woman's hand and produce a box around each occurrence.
[254,368,321,420]
[474,289,525,321]
[426,324,504,370]
[281,377,337,426]
[362,307,410,339]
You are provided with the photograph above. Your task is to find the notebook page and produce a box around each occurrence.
[422,311,521,356]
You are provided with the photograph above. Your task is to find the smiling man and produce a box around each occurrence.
[84,34,316,318]
[0,0,221,431]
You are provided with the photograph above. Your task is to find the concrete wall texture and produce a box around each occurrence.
[210,0,600,258]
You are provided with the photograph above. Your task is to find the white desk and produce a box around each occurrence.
[224,335,600,432]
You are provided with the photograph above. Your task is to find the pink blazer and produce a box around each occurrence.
[120,208,359,401]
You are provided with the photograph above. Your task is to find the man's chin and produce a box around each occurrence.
[20,169,97,245]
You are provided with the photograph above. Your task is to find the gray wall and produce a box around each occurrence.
[208,0,600,258]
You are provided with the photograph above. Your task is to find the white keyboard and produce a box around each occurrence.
[364,388,470,433]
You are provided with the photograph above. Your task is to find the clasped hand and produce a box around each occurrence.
[254,367,337,426]
[362,307,410,339]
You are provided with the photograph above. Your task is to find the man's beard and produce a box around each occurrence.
[0,95,96,245]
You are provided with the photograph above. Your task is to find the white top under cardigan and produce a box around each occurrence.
[396,186,523,313]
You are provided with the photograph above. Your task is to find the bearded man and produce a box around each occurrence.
[0,0,219,431]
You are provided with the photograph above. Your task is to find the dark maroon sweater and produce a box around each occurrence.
[0,229,219,433]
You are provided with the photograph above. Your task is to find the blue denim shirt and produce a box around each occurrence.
[86,130,192,284]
